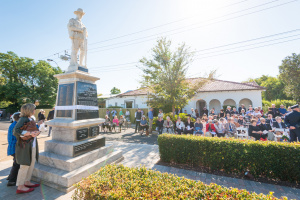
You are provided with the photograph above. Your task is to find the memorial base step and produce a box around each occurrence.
[32,150,123,192]
[39,143,114,172]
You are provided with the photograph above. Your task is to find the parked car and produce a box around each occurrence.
[10,112,21,123]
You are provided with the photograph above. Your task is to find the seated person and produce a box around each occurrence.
[232,107,239,115]
[184,117,194,134]
[156,117,164,135]
[206,120,216,137]
[259,118,274,141]
[248,119,267,141]
[111,115,119,131]
[240,109,246,117]
[237,115,245,126]
[258,106,264,115]
[102,115,111,131]
[119,115,125,132]
[224,117,237,137]
[175,117,185,135]
[194,117,203,135]
[272,116,286,141]
[214,120,225,137]
[163,116,174,133]
[225,113,231,120]
[139,116,149,136]
[266,114,275,128]
[218,109,225,118]
[278,104,287,117]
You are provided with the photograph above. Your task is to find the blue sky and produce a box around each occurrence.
[1,0,300,95]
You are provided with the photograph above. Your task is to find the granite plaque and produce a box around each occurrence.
[76,81,99,120]
[73,137,105,157]
[89,126,99,137]
[56,83,74,118]
[76,128,88,140]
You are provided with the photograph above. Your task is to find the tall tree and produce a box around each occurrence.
[110,87,121,94]
[279,53,300,102]
[140,38,212,112]
[0,51,62,112]
[246,75,290,101]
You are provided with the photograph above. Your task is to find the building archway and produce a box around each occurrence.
[209,99,221,114]
[223,99,236,109]
[196,99,207,116]
[239,98,252,109]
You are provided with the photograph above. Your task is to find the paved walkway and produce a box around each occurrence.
[0,141,299,199]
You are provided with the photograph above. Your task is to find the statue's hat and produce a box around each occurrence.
[74,8,85,15]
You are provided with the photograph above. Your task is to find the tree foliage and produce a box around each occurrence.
[110,87,121,94]
[140,38,212,112]
[0,51,62,112]
[279,53,300,102]
[246,75,290,101]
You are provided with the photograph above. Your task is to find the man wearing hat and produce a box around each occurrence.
[285,104,300,142]
[68,8,88,71]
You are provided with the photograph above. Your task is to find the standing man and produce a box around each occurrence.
[67,8,88,72]
[270,104,280,117]
[238,104,246,114]
[111,109,117,119]
[7,113,21,186]
[47,107,55,137]
[135,108,142,133]
[148,108,154,133]
[285,104,300,142]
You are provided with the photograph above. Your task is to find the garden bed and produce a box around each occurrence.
[73,164,283,199]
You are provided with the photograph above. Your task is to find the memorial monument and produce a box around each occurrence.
[32,8,123,192]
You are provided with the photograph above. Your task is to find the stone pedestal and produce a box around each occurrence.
[32,71,123,192]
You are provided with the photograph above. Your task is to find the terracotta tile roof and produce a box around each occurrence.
[117,78,265,97]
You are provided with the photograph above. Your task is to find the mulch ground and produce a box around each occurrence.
[156,160,300,189]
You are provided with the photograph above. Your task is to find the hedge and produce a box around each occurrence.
[73,165,282,199]
[158,134,300,184]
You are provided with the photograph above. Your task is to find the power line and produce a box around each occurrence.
[194,37,300,60]
[194,33,300,56]
[86,30,300,71]
[88,0,251,45]
[192,29,300,53]
[88,0,293,52]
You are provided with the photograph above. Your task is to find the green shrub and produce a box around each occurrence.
[73,164,282,200]
[158,134,300,184]
[223,104,236,110]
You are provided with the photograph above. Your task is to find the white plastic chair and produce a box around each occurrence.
[236,127,248,139]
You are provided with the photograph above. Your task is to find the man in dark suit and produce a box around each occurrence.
[47,107,55,137]
[266,114,275,128]
[270,104,280,117]
[285,104,300,142]
[225,106,232,116]
[238,104,246,114]
[273,116,286,129]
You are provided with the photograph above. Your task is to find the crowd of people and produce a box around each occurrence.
[103,104,300,142]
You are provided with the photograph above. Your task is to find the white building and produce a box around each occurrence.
[105,78,265,114]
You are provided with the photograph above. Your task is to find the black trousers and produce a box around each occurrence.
[8,154,20,182]
[135,121,140,132]
[290,129,300,142]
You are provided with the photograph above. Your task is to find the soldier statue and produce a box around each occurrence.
[67,8,88,72]
[285,104,300,142]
